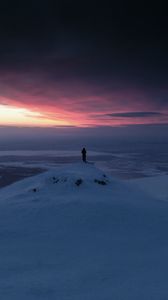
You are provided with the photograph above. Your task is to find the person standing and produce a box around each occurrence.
[81,147,87,163]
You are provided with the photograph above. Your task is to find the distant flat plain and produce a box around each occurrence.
[0,147,167,188]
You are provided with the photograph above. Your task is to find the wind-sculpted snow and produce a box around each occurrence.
[0,163,168,299]
[0,163,111,203]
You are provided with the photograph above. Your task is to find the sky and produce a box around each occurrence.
[0,0,167,136]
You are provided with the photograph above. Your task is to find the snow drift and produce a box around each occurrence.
[0,163,168,300]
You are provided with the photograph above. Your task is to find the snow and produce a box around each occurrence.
[0,150,109,157]
[128,175,168,202]
[0,163,168,299]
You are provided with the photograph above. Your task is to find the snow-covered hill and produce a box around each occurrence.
[0,163,168,300]
[0,163,112,203]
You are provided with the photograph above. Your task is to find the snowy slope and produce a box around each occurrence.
[128,175,168,202]
[0,163,112,203]
[0,163,168,300]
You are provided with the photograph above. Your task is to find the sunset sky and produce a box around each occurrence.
[0,1,167,131]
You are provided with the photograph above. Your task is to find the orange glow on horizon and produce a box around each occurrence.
[0,105,72,127]
[0,100,166,128]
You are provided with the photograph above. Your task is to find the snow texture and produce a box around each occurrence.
[0,162,168,299]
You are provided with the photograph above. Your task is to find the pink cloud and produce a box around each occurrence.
[0,70,167,127]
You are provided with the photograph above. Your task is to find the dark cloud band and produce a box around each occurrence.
[105,112,164,118]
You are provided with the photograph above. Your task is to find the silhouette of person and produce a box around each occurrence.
[81,147,87,163]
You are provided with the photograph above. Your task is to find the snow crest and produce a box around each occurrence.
[0,163,111,202]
